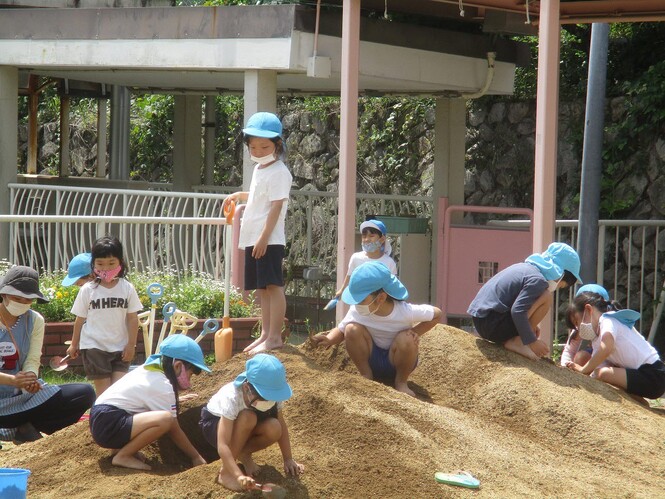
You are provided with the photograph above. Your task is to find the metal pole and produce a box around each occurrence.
[577,23,609,285]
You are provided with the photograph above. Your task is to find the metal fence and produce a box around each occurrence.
[6,182,664,343]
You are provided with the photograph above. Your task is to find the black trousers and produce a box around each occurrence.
[0,383,96,434]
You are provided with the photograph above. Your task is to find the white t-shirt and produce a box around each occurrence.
[71,278,143,352]
[338,301,436,350]
[592,316,660,369]
[94,366,177,417]
[347,251,397,276]
[238,160,292,249]
[206,381,283,420]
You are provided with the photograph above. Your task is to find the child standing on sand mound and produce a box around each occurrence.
[312,261,441,397]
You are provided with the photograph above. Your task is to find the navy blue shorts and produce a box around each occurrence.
[369,343,397,381]
[90,404,133,449]
[244,245,285,290]
[472,311,519,344]
[626,360,665,399]
[199,407,220,449]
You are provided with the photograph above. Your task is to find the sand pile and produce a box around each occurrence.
[3,325,665,498]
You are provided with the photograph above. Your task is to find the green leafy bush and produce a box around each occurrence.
[31,268,258,323]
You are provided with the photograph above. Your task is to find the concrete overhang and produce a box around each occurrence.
[0,5,528,96]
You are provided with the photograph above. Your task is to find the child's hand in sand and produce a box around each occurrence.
[565,361,585,373]
[284,458,304,476]
[529,339,550,358]
[191,455,206,467]
[311,333,334,348]
[179,393,199,402]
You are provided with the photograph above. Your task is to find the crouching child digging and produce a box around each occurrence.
[312,261,441,396]
[199,354,303,491]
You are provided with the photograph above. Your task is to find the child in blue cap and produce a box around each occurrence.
[467,242,582,361]
[199,353,303,492]
[561,284,611,368]
[89,334,209,470]
[327,219,397,309]
[61,252,93,287]
[313,261,441,397]
[565,290,665,401]
[222,112,292,354]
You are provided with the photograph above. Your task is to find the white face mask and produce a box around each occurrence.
[548,277,562,293]
[253,400,276,412]
[355,296,378,317]
[362,241,383,253]
[250,153,275,165]
[5,299,31,317]
[578,308,596,340]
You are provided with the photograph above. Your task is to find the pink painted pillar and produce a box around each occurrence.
[336,0,361,322]
[533,0,561,348]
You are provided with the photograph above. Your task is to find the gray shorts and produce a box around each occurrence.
[81,348,130,380]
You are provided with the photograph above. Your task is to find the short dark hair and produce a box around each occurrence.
[561,270,577,287]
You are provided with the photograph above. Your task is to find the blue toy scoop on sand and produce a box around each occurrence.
[434,471,480,489]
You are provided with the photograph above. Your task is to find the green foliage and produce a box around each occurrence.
[130,95,174,182]
[357,97,433,193]
[32,268,259,323]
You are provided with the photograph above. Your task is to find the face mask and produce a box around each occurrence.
[253,400,276,412]
[548,277,562,293]
[175,361,191,390]
[250,153,275,165]
[578,308,596,341]
[94,265,122,283]
[362,241,383,253]
[355,296,378,317]
[5,299,31,317]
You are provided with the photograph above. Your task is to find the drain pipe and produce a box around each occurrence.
[307,0,332,78]
[460,52,496,99]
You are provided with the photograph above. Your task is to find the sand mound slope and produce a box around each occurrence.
[4,325,665,498]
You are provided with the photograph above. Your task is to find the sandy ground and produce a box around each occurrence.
[3,325,665,498]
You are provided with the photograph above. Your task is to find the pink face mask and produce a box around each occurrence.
[175,361,191,390]
[94,265,121,283]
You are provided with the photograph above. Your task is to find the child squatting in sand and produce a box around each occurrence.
[312,261,441,396]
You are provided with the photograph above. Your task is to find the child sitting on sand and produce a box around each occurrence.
[89,334,208,470]
[312,261,441,397]
[565,290,665,400]
[199,353,303,492]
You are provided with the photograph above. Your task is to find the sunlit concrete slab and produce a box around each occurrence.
[0,5,527,96]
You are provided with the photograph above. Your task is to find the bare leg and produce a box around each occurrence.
[389,330,418,397]
[250,285,286,353]
[111,371,127,384]
[527,291,553,331]
[93,377,112,396]
[244,289,268,352]
[111,411,172,470]
[343,323,374,379]
[596,366,629,390]
[503,336,540,360]
[238,418,282,475]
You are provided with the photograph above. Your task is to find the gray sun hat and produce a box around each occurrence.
[0,266,49,303]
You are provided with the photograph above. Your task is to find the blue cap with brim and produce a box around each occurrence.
[62,253,92,286]
[360,220,387,235]
[342,261,408,305]
[576,284,610,301]
[525,242,582,283]
[602,309,641,329]
[242,112,282,139]
[233,354,292,402]
[144,334,211,372]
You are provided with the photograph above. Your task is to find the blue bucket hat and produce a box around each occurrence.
[360,220,387,235]
[234,354,292,402]
[342,261,408,305]
[576,284,610,301]
[242,112,282,139]
[525,242,582,283]
[61,253,92,286]
[144,334,211,372]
